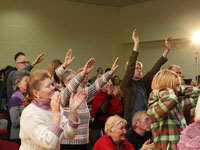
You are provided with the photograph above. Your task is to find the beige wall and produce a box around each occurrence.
[0,0,200,80]
[0,0,118,76]
[116,0,200,80]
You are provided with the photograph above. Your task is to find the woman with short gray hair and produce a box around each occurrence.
[8,70,30,146]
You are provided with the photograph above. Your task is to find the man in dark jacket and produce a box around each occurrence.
[120,29,171,125]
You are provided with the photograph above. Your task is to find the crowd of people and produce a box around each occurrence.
[0,29,200,150]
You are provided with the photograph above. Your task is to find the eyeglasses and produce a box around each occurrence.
[17,61,30,65]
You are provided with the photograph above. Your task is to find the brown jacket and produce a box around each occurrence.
[120,51,167,125]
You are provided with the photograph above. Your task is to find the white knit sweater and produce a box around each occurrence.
[19,100,79,150]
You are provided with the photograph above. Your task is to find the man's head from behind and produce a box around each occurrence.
[132,111,151,135]
[15,52,29,70]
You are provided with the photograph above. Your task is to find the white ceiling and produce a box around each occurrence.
[64,0,155,7]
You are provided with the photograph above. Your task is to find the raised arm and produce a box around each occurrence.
[84,57,119,100]
[31,53,45,67]
[120,29,139,94]
[55,49,75,79]
[143,38,170,90]
[162,37,171,58]
[60,58,95,106]
[132,29,139,52]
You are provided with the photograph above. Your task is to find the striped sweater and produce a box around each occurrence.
[147,85,200,150]
[60,72,111,144]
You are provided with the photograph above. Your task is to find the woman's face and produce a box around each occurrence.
[17,76,30,93]
[109,122,127,144]
[174,80,180,96]
[101,80,112,93]
[114,77,120,86]
[37,78,55,100]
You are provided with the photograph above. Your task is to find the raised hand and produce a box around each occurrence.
[108,57,119,76]
[81,58,95,76]
[165,37,171,50]
[69,91,85,112]
[132,29,139,44]
[32,53,45,66]
[163,37,171,58]
[132,29,139,51]
[63,49,75,68]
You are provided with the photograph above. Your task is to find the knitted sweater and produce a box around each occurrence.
[62,72,111,145]
[147,86,200,150]
[177,123,200,149]
[19,99,80,150]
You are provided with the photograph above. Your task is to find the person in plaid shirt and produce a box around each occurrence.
[147,69,200,150]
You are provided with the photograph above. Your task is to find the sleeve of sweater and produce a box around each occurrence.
[9,105,23,128]
[98,94,112,115]
[120,51,138,96]
[20,106,79,149]
[84,72,111,100]
[22,64,33,71]
[61,107,80,139]
[60,73,84,106]
[147,88,178,122]
[178,85,200,111]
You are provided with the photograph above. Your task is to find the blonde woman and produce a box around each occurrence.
[93,115,154,150]
[147,69,200,150]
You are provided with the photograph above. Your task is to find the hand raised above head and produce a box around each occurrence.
[165,37,171,50]
[32,53,45,66]
[132,29,139,44]
[63,49,75,68]
[108,57,119,76]
[162,37,172,58]
[81,58,95,76]
[132,29,139,51]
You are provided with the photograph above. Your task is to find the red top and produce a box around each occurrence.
[91,91,123,120]
[93,135,135,150]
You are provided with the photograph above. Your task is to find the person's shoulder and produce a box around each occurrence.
[93,135,114,150]
[124,139,135,150]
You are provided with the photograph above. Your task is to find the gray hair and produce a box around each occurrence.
[132,110,147,128]
[61,69,77,84]
[13,70,30,91]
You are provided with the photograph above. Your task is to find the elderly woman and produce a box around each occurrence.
[19,70,85,150]
[60,57,119,150]
[93,115,153,150]
[8,70,30,145]
[147,69,200,150]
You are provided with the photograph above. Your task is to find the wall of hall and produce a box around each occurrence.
[0,0,118,75]
[116,0,200,80]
